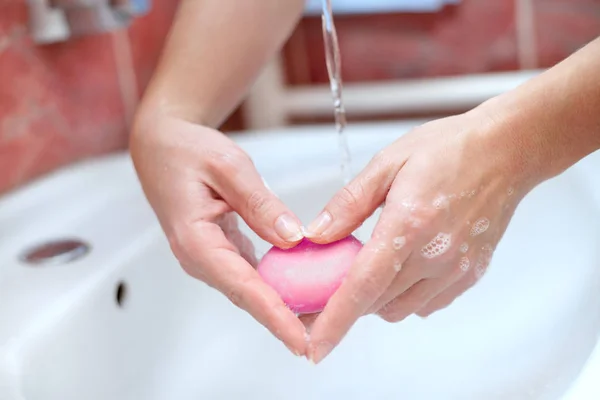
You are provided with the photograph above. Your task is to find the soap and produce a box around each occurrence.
[257,236,362,314]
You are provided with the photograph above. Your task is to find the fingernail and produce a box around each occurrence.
[274,214,304,242]
[285,344,302,357]
[308,342,334,365]
[305,211,332,238]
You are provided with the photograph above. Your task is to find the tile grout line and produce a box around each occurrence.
[515,0,538,70]
[111,28,139,132]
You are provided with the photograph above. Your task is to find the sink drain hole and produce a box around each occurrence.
[20,239,90,266]
[115,281,128,308]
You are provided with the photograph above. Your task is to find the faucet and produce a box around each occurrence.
[27,0,150,44]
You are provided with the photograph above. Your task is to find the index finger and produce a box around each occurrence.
[182,222,308,356]
[306,207,413,364]
[208,249,308,356]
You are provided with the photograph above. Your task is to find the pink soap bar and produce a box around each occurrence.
[258,236,363,314]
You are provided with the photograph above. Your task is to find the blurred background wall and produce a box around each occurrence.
[0,0,599,194]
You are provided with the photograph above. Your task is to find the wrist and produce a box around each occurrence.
[471,81,600,193]
[472,39,600,191]
[465,95,548,194]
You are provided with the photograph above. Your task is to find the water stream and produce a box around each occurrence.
[321,0,353,186]
[321,1,366,240]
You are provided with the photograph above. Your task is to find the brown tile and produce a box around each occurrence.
[284,0,519,84]
[0,5,128,193]
[533,0,600,67]
[127,0,179,96]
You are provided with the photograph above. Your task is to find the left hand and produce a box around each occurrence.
[303,107,541,364]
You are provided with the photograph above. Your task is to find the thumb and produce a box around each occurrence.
[208,148,304,249]
[305,151,403,244]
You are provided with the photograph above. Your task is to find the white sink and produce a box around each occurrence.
[1,121,600,400]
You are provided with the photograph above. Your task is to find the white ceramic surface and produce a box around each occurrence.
[1,121,600,400]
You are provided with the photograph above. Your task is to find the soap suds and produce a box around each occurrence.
[421,233,452,259]
[470,217,490,237]
[433,195,450,210]
[393,236,407,250]
[393,260,403,272]
[459,257,470,272]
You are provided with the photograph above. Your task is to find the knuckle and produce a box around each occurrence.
[401,203,437,230]
[371,148,398,172]
[334,184,364,213]
[245,190,272,217]
[415,205,439,228]
[401,296,423,312]
[356,273,383,303]
[225,275,256,310]
[225,287,244,308]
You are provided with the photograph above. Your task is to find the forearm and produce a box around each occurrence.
[480,37,600,186]
[138,0,305,128]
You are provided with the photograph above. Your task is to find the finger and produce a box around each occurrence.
[213,254,307,355]
[365,260,421,315]
[377,275,459,323]
[415,274,477,317]
[306,208,413,364]
[177,222,307,356]
[415,252,484,317]
[368,245,468,314]
[305,149,405,244]
[219,213,259,266]
[206,146,303,248]
[227,228,258,267]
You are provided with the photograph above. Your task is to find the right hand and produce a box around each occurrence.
[130,113,308,356]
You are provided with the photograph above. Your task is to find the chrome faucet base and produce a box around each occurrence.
[27,0,150,44]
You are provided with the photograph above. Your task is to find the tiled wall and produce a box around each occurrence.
[0,0,599,195]
[0,0,243,195]
[283,0,600,84]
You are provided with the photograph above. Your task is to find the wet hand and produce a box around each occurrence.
[304,109,536,364]
[130,115,307,356]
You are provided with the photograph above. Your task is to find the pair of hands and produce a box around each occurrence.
[131,106,532,364]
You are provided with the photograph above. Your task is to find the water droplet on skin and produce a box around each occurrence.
[459,257,470,272]
[433,195,450,210]
[408,216,422,228]
[470,217,490,236]
[401,201,416,212]
[481,243,494,261]
[460,243,469,253]
[392,236,406,250]
[420,233,452,259]
[460,191,467,198]
[393,260,403,272]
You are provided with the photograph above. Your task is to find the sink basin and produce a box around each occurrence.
[2,120,600,400]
